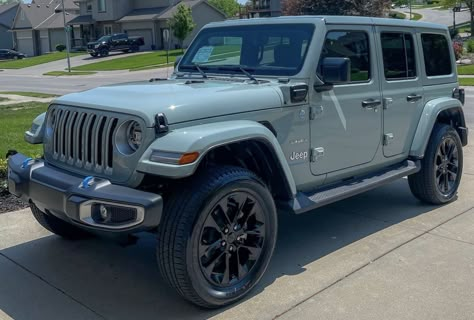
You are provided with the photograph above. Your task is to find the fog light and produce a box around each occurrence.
[99,205,108,220]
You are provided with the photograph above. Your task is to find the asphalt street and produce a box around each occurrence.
[400,6,471,26]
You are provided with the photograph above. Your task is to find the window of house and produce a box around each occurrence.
[321,31,370,82]
[104,25,112,35]
[86,1,92,13]
[421,33,452,76]
[381,32,416,80]
[98,0,106,12]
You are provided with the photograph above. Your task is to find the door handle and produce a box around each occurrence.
[362,99,381,110]
[407,94,422,102]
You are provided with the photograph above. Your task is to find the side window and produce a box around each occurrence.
[381,32,416,80]
[321,31,370,82]
[421,33,452,76]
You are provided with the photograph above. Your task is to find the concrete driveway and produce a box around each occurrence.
[0,92,473,320]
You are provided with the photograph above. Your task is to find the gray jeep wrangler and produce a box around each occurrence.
[8,16,468,308]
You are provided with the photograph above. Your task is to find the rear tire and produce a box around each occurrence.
[130,44,139,52]
[30,203,90,240]
[156,166,277,308]
[408,123,463,204]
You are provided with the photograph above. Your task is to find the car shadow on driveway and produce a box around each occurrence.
[0,179,443,319]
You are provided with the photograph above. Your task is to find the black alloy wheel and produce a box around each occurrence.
[198,191,266,287]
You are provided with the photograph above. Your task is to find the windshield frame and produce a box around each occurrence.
[178,23,315,78]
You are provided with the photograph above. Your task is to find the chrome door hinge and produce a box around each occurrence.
[383,98,393,110]
[309,105,324,120]
[311,147,325,162]
[383,133,394,146]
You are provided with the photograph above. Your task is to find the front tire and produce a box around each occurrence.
[157,166,277,308]
[90,53,98,57]
[408,123,463,204]
[99,48,109,57]
[30,203,90,240]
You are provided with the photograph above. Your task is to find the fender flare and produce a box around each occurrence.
[410,97,466,158]
[137,120,297,196]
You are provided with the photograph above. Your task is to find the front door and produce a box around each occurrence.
[376,27,424,157]
[310,26,382,176]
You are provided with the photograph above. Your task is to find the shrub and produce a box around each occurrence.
[453,41,463,60]
[467,39,474,53]
[55,44,66,52]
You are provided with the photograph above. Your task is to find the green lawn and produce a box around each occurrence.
[73,50,182,71]
[389,11,407,19]
[410,12,423,21]
[457,65,474,75]
[0,52,85,69]
[459,78,474,86]
[44,70,96,76]
[0,102,48,164]
[456,22,471,34]
[0,92,58,98]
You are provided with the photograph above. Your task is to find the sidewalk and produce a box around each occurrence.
[0,94,55,105]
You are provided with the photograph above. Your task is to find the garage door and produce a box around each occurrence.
[16,31,34,56]
[125,29,153,51]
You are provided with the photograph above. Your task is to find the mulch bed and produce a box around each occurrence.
[0,175,28,214]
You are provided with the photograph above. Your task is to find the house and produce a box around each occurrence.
[0,2,18,49]
[68,0,226,50]
[244,0,281,18]
[11,0,80,56]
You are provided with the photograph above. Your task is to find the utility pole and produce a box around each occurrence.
[409,0,412,20]
[61,0,71,73]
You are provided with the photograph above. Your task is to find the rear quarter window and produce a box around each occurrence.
[421,33,452,76]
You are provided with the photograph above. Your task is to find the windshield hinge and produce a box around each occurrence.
[309,106,323,120]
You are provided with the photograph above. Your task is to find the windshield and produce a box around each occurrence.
[97,35,111,42]
[179,24,315,77]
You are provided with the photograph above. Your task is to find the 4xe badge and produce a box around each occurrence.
[289,151,308,162]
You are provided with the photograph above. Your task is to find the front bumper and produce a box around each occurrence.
[87,49,98,54]
[8,153,163,235]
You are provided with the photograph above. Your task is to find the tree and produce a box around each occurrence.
[282,0,390,17]
[209,0,240,17]
[170,4,196,52]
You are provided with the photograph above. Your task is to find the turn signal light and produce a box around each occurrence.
[178,152,200,165]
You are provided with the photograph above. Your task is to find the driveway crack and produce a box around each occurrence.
[0,252,107,320]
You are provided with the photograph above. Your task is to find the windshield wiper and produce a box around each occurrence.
[217,65,258,83]
[180,64,208,78]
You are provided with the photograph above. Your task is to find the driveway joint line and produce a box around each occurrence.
[0,252,107,320]
[427,230,474,247]
[273,206,474,319]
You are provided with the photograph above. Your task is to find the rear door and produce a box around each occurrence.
[375,26,424,157]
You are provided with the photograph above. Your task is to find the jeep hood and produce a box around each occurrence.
[54,80,284,126]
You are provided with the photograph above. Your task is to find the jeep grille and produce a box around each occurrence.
[47,105,119,174]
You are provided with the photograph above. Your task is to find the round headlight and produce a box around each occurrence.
[127,121,142,151]
[116,120,144,155]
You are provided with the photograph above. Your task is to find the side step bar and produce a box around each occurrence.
[290,160,420,214]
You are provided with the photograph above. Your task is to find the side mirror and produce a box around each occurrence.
[174,55,183,69]
[315,57,351,92]
[320,57,351,83]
